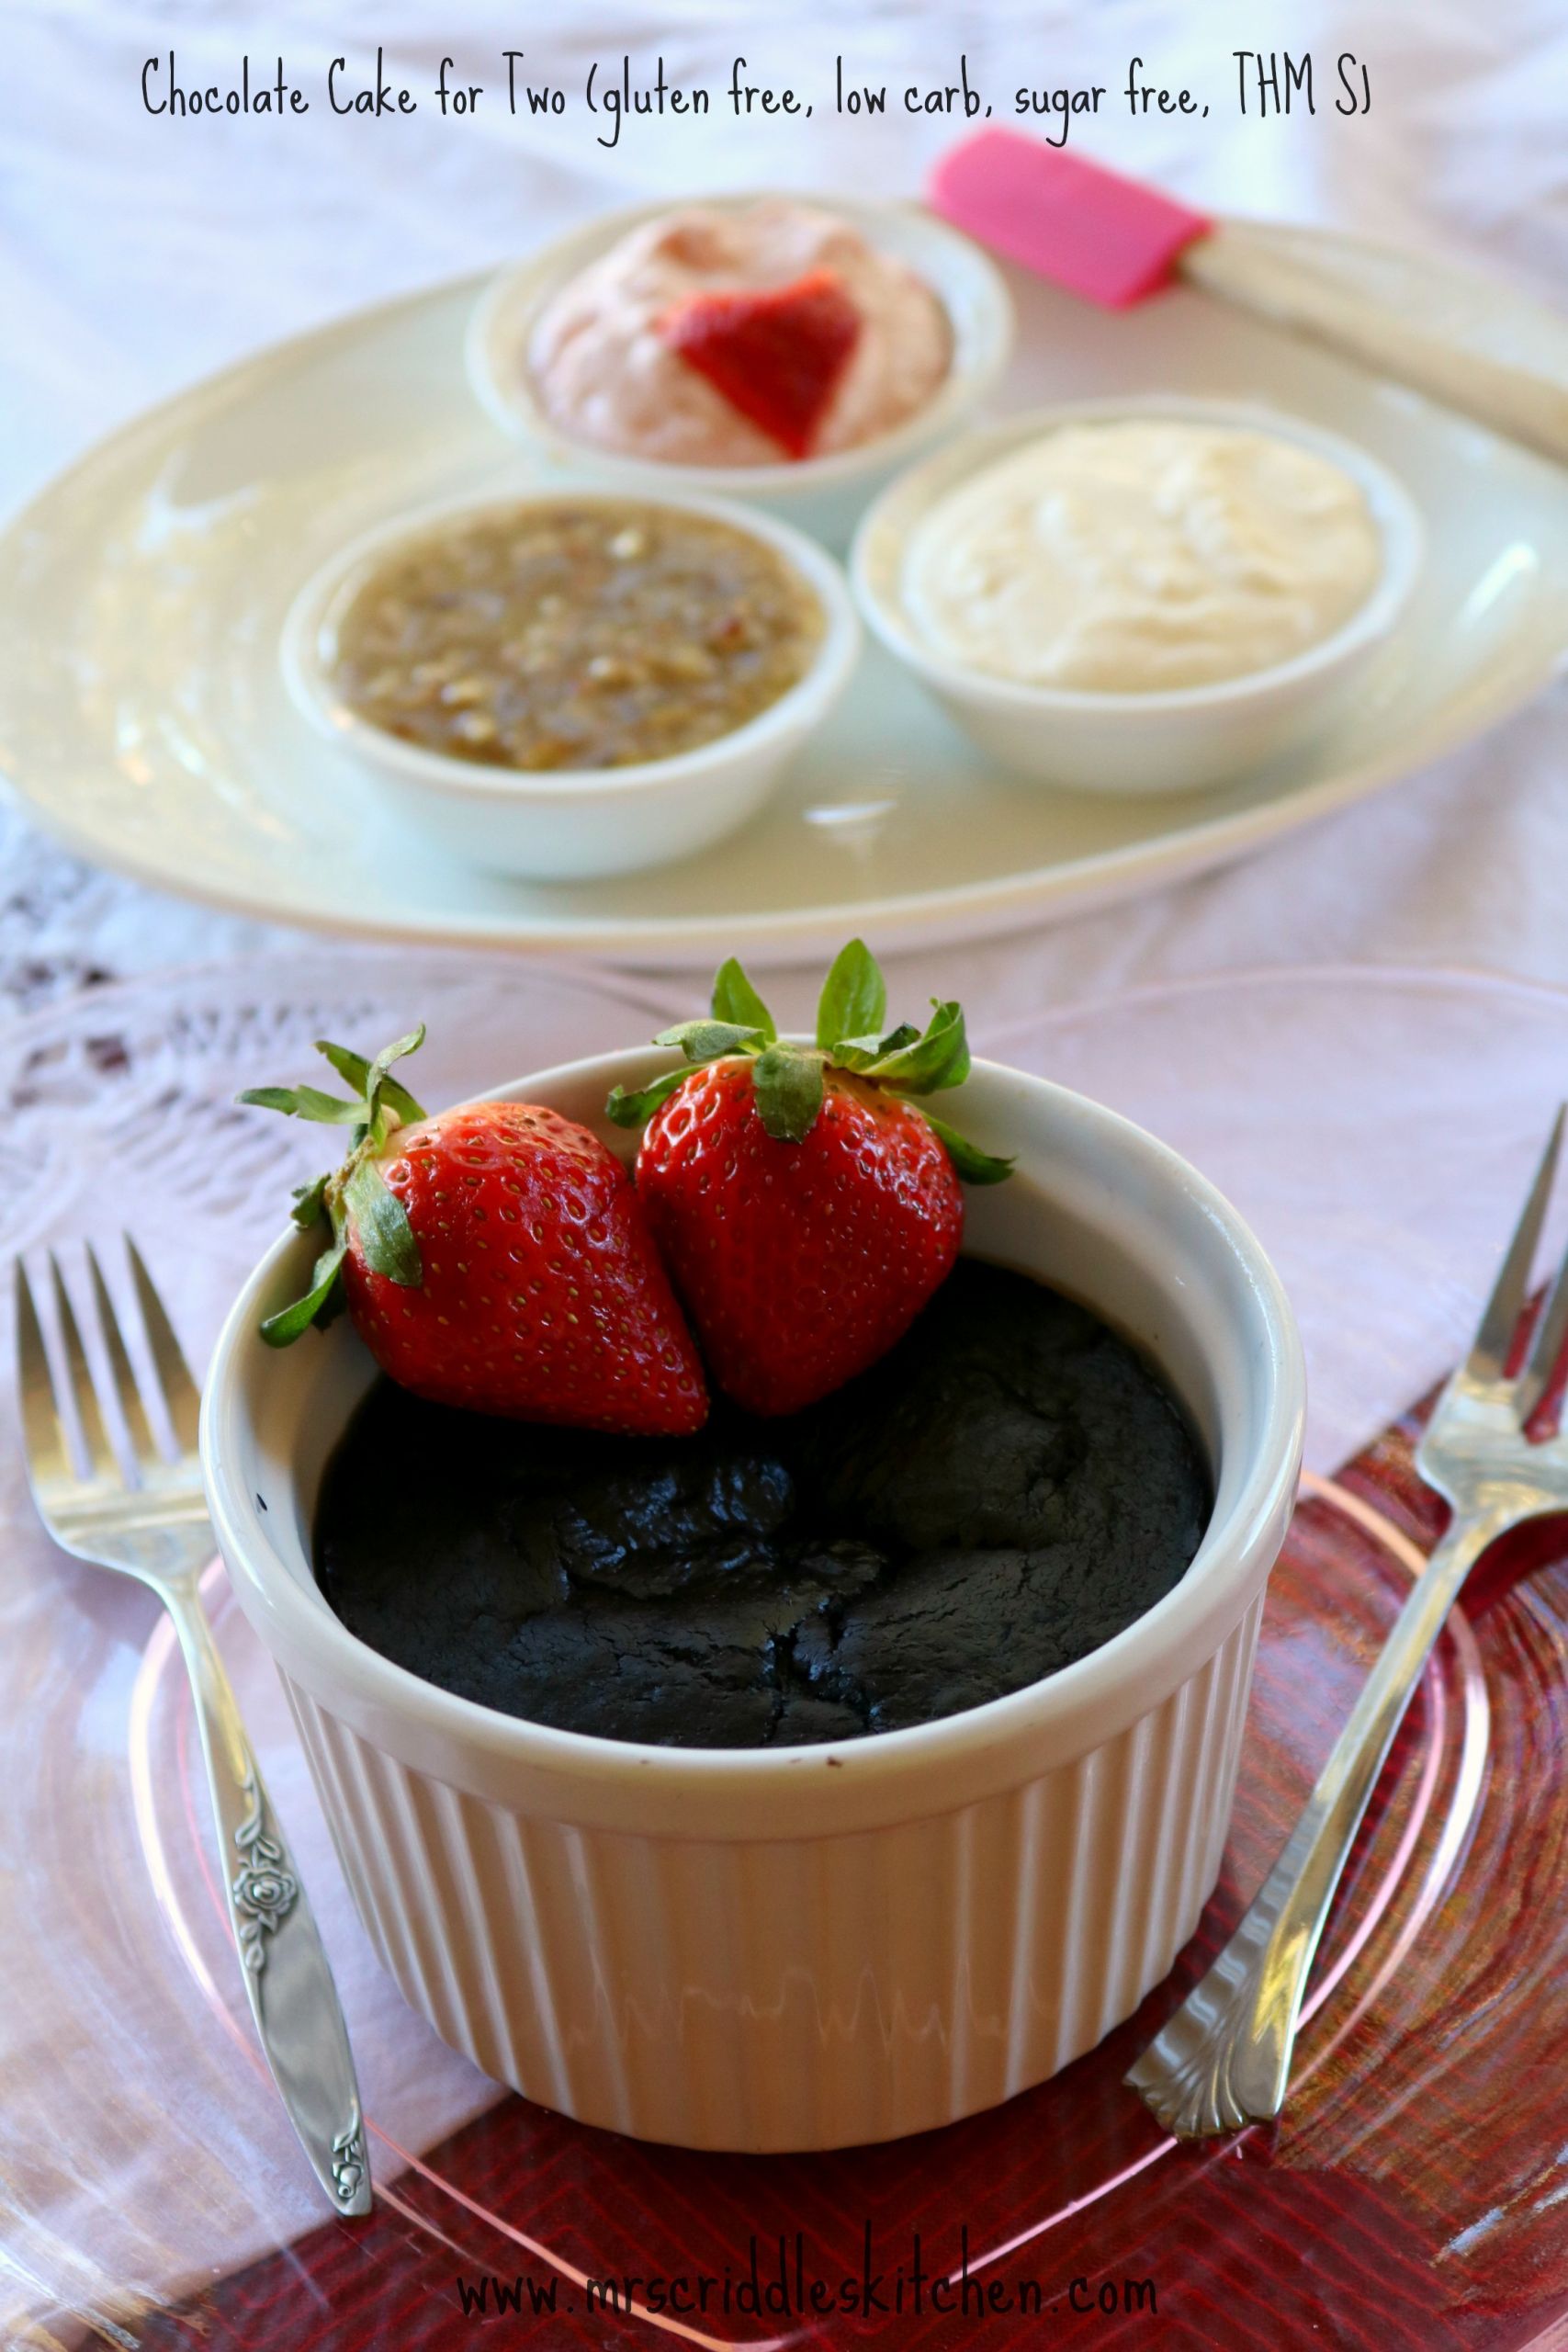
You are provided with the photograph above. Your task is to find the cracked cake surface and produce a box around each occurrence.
[314,1258,1210,1747]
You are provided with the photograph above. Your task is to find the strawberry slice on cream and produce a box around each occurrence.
[656,268,862,459]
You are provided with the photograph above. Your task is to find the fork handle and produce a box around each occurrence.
[1128,1507,1504,2137]
[166,1581,373,2215]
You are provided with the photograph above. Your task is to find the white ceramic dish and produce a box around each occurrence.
[202,1045,1304,2154]
[465,191,1015,548]
[5,236,1568,964]
[279,485,860,882]
[852,397,1425,796]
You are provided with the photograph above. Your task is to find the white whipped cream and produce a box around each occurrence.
[528,200,952,467]
[903,419,1384,694]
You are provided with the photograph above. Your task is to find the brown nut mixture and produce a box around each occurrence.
[328,501,825,772]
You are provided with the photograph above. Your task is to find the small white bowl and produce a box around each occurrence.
[203,1045,1304,2154]
[279,485,861,881]
[466,191,1016,549]
[852,396,1426,796]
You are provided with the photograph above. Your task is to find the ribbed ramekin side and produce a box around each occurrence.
[1201,1589,1266,1893]
[280,1603,1260,2153]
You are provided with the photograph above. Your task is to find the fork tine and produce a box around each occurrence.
[85,1242,162,1471]
[1468,1107,1566,1379]
[15,1259,73,1490]
[1517,1223,1568,1426]
[125,1237,201,1456]
[48,1252,123,1488]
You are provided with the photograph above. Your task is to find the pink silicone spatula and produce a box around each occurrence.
[931,129,1568,469]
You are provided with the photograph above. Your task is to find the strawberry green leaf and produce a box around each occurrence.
[863,1001,970,1095]
[313,1038,426,1125]
[710,956,776,1043]
[371,1025,425,1073]
[652,1019,765,1065]
[237,1083,364,1125]
[289,1172,331,1231]
[238,1085,302,1114]
[752,1043,824,1142]
[921,1110,1014,1186]
[365,1026,427,1131]
[344,1159,422,1286]
[243,1024,433,1347]
[313,1278,349,1332]
[605,1067,695,1127]
[314,1040,367,1088]
[259,1234,348,1347]
[829,1020,921,1075]
[817,937,886,1053]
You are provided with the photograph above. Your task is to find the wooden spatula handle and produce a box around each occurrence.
[1185,220,1568,469]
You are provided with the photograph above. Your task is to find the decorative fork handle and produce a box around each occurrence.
[1127,1506,1506,2137]
[166,1580,372,2214]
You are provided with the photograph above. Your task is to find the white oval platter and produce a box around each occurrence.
[3,229,1566,966]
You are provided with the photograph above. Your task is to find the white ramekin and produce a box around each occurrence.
[465,192,1016,549]
[852,396,1426,795]
[203,1048,1304,2153]
[279,486,861,881]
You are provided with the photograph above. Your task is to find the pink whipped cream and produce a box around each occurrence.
[526,201,953,466]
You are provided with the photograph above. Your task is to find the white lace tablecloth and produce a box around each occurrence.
[4,0,1568,2334]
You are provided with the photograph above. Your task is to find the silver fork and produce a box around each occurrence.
[14,1239,373,2216]
[1128,1107,1568,2138]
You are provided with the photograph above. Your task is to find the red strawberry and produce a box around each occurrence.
[242,1029,706,1436]
[607,944,1012,1417]
[656,267,862,459]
